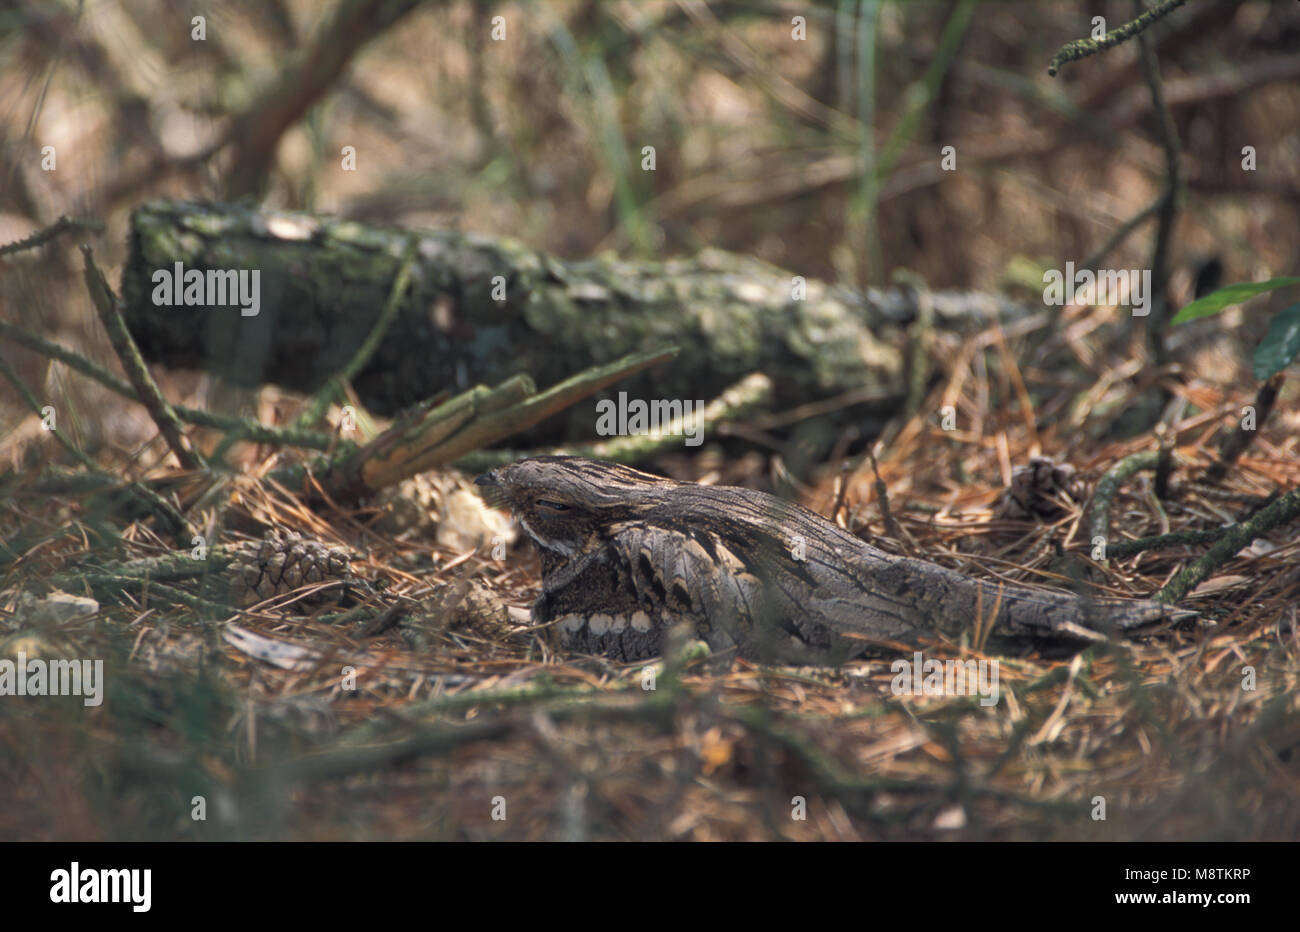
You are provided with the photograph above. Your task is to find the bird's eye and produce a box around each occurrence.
[535,499,571,512]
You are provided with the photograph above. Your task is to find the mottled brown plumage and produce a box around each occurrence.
[476,456,1189,663]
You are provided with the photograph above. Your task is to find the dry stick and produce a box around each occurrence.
[285,688,699,784]
[77,574,231,615]
[273,381,509,494]
[868,447,904,543]
[222,0,426,198]
[1153,423,1174,501]
[1107,525,1232,559]
[980,584,1006,655]
[296,686,685,781]
[343,377,533,490]
[360,347,679,482]
[1079,198,1162,273]
[1137,12,1183,369]
[459,371,772,470]
[829,460,851,527]
[1047,0,1190,76]
[0,354,188,541]
[0,319,335,450]
[296,237,418,430]
[1157,484,1300,604]
[1203,373,1285,482]
[286,346,679,497]
[50,548,237,589]
[0,215,104,259]
[335,682,621,749]
[81,246,206,471]
[1087,450,1160,555]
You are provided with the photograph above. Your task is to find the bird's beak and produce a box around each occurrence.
[474,471,500,487]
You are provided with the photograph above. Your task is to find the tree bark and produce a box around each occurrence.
[121,199,1032,439]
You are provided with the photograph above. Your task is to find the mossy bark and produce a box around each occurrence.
[121,199,1030,440]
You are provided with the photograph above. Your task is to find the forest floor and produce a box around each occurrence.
[4,307,1297,842]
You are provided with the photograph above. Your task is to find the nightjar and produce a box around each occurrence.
[476,456,1188,663]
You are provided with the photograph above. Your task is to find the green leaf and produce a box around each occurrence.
[1170,276,1300,325]
[1253,302,1300,381]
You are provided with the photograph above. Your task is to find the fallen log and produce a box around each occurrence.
[121,199,1034,440]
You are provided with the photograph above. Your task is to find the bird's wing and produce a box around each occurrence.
[656,485,1191,645]
[600,521,878,663]
[541,508,1188,665]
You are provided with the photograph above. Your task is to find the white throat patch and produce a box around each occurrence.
[518,516,577,556]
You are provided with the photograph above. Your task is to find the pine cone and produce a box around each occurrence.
[996,456,1087,519]
[228,529,356,607]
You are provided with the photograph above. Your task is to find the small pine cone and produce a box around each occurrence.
[996,456,1087,519]
[228,529,356,607]
[448,579,510,640]
[408,577,510,643]
[372,474,441,536]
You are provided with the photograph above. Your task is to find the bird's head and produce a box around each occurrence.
[474,456,674,555]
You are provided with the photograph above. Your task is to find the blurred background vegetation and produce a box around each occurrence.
[3,0,1299,447]
[2,1,1299,842]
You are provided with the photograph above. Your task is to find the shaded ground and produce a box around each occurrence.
[3,306,1297,841]
[2,1,1299,841]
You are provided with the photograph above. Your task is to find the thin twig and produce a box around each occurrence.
[1157,484,1300,603]
[459,372,771,471]
[81,245,206,471]
[222,0,426,197]
[1079,198,1161,272]
[0,319,337,450]
[1203,373,1284,482]
[0,354,188,541]
[1106,525,1233,559]
[1154,423,1174,501]
[1087,450,1160,552]
[829,460,851,526]
[296,237,418,429]
[1137,6,1182,365]
[868,446,904,542]
[1048,0,1189,76]
[0,215,103,259]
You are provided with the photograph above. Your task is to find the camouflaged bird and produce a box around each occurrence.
[475,456,1188,663]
